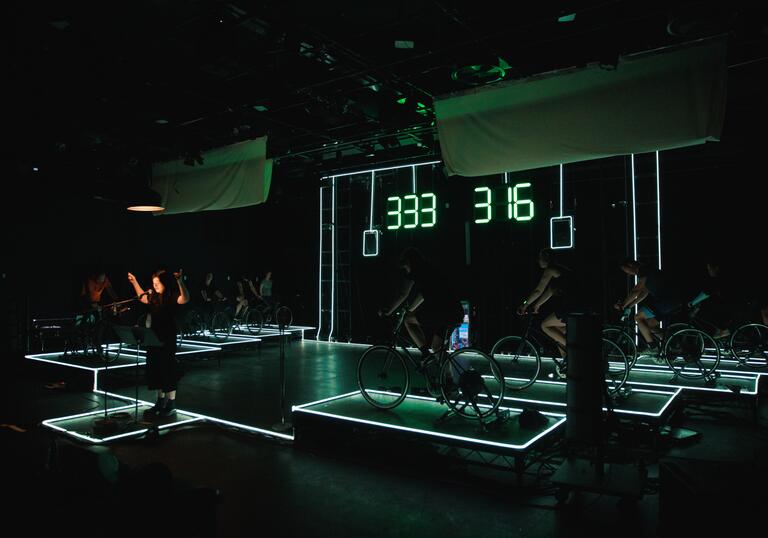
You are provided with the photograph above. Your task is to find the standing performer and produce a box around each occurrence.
[127,269,190,417]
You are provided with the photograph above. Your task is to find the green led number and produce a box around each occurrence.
[474,187,491,223]
[385,193,438,229]
[386,196,401,229]
[509,183,534,221]
[420,193,436,228]
[403,195,419,229]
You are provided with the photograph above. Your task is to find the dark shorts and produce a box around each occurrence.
[640,296,682,320]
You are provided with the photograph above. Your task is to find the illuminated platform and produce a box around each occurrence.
[292,391,566,455]
[624,367,760,395]
[41,389,294,444]
[631,353,768,377]
[42,400,202,444]
[231,324,314,339]
[180,332,262,346]
[25,344,222,392]
[500,380,680,420]
[26,342,221,368]
[504,353,762,394]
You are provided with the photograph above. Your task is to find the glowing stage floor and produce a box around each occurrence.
[292,391,565,454]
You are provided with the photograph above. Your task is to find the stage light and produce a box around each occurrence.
[127,186,165,212]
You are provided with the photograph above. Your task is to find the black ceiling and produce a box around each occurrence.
[12,1,768,188]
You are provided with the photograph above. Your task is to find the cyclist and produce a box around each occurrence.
[615,259,685,357]
[260,271,274,309]
[199,272,225,317]
[200,272,225,304]
[688,259,733,339]
[382,248,463,369]
[232,274,250,321]
[516,248,577,377]
[243,275,262,304]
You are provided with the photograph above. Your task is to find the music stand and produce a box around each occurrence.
[271,310,293,433]
[110,325,163,424]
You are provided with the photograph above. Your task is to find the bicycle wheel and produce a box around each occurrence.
[602,327,637,369]
[211,311,232,342]
[357,345,410,409]
[276,305,293,328]
[187,310,206,336]
[602,338,629,395]
[245,309,264,335]
[490,336,541,390]
[439,348,505,420]
[664,328,720,379]
[729,323,768,370]
[93,320,120,363]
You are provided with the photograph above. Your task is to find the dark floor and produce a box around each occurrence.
[3,339,767,537]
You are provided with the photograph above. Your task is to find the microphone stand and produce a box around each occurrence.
[93,294,149,436]
[272,316,292,433]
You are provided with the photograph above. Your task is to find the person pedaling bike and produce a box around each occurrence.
[232,274,251,321]
[259,271,275,309]
[615,259,687,361]
[686,259,736,339]
[243,274,262,304]
[515,248,582,378]
[381,248,464,371]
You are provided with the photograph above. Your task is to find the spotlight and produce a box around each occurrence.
[127,186,164,213]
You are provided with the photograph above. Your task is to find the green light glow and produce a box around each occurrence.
[420,193,436,227]
[386,196,401,229]
[403,194,419,228]
[511,183,534,221]
[396,97,407,105]
[474,187,491,223]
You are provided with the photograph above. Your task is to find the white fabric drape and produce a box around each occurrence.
[152,137,272,215]
[435,38,727,176]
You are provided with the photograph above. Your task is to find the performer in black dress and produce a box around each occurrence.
[127,269,190,417]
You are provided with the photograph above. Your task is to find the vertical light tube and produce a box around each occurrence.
[559,164,564,217]
[630,154,639,338]
[630,155,638,270]
[316,186,324,340]
[656,151,662,270]
[369,171,375,231]
[329,177,336,342]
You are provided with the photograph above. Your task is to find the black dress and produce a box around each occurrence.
[146,292,183,392]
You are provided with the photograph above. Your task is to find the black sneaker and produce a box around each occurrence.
[157,400,177,417]
[144,398,165,416]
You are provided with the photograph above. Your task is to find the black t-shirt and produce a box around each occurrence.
[406,264,461,312]
[148,292,178,342]
[200,281,216,300]
[639,265,683,303]
[549,263,575,296]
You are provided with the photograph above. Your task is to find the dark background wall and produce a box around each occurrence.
[3,63,765,352]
